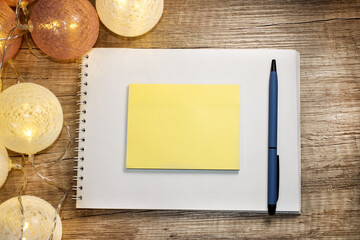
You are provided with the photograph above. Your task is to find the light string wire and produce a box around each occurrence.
[32,122,72,168]
[25,30,49,59]
[11,156,27,240]
[28,153,70,240]
[23,0,49,59]
[18,0,47,59]
[10,3,26,240]
[8,59,26,83]
[0,1,72,239]
[0,26,19,83]
[0,33,24,41]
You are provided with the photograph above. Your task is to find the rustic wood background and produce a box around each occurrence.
[1,0,360,239]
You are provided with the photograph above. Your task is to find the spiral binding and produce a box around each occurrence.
[72,55,89,201]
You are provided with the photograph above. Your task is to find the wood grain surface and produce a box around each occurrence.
[1,0,360,239]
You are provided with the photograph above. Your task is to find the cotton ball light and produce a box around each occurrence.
[0,195,62,240]
[29,0,99,60]
[0,83,63,155]
[0,144,11,188]
[96,0,164,37]
[3,0,35,7]
[0,0,22,63]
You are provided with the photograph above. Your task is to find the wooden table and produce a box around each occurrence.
[1,0,359,239]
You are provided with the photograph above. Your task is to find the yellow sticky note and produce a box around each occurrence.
[126,84,240,170]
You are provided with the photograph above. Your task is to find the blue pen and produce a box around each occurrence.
[268,59,279,215]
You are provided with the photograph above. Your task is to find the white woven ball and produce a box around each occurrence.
[0,83,63,154]
[0,144,10,188]
[0,195,62,240]
[96,0,164,37]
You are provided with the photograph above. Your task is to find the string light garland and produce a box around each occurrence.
[0,0,164,239]
[0,1,74,239]
[96,0,164,37]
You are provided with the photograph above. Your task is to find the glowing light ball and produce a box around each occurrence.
[96,0,164,37]
[29,0,99,60]
[0,0,22,63]
[0,144,10,188]
[0,195,62,240]
[3,0,35,7]
[0,83,63,154]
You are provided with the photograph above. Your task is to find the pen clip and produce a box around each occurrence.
[277,155,280,201]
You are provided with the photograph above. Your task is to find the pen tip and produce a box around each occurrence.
[271,59,277,72]
[268,205,276,215]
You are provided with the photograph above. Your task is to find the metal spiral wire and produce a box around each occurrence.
[72,55,89,201]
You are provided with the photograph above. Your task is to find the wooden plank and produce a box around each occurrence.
[0,0,359,239]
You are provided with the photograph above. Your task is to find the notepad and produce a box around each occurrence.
[75,48,301,213]
[126,84,240,170]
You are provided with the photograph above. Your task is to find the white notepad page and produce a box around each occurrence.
[76,48,301,213]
